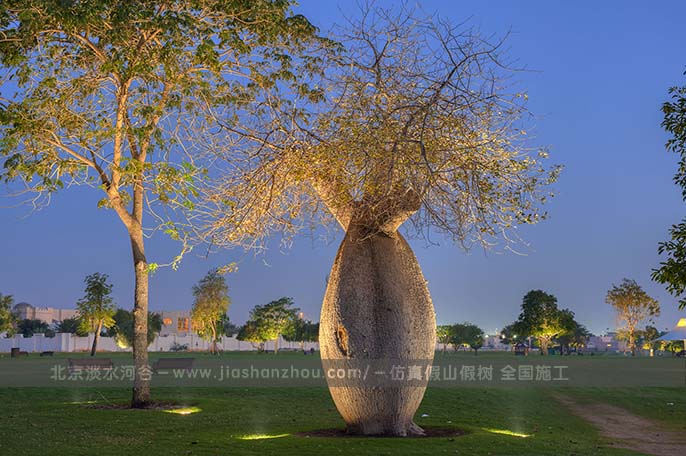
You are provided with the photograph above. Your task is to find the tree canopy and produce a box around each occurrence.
[241,297,298,353]
[201,5,559,251]
[652,75,686,310]
[606,278,659,355]
[191,270,231,353]
[76,273,116,333]
[513,290,573,355]
[107,309,162,349]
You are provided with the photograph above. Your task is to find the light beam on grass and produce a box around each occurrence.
[163,407,202,416]
[482,428,531,438]
[237,433,290,440]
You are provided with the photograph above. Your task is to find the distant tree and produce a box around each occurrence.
[450,323,485,355]
[652,77,686,310]
[500,323,521,347]
[56,317,88,336]
[221,314,239,338]
[436,325,455,353]
[640,325,662,356]
[554,312,590,355]
[108,309,162,349]
[514,290,569,355]
[236,320,268,352]
[462,323,485,355]
[0,293,17,336]
[17,319,48,337]
[246,297,299,354]
[191,271,231,354]
[76,273,116,356]
[283,318,319,350]
[606,279,660,356]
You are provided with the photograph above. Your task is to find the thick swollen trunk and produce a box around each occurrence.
[320,225,436,436]
[90,320,103,357]
[130,229,150,407]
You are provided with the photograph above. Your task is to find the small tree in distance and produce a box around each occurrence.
[76,272,116,357]
[237,320,268,352]
[191,270,231,354]
[283,317,319,351]
[450,322,485,355]
[244,298,299,354]
[606,279,660,356]
[436,325,455,353]
[108,309,162,350]
[514,290,570,356]
[0,293,17,336]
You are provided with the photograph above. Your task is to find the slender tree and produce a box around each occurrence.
[200,6,557,435]
[0,293,16,336]
[606,279,660,356]
[76,272,116,356]
[191,270,230,354]
[0,0,328,406]
[652,75,686,309]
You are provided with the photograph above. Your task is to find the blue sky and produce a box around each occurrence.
[1,1,685,335]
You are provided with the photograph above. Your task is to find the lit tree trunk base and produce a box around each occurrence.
[320,227,436,437]
[131,230,150,408]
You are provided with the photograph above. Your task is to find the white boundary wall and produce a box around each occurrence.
[0,333,319,353]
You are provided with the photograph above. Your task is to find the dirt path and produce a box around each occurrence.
[553,393,686,456]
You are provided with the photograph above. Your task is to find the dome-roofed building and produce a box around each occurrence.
[12,302,77,324]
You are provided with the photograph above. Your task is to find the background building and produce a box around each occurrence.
[12,302,77,325]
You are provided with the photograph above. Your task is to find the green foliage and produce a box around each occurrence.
[107,309,162,348]
[283,318,319,344]
[57,317,88,336]
[76,272,116,334]
[653,77,686,310]
[640,325,662,350]
[606,279,659,355]
[499,323,522,346]
[436,325,455,349]
[16,318,48,337]
[449,322,485,354]
[0,293,17,336]
[514,290,576,354]
[240,297,299,350]
[0,0,331,274]
[190,270,231,348]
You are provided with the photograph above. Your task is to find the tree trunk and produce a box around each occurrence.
[320,226,436,436]
[274,337,279,354]
[540,339,549,356]
[90,320,102,357]
[130,228,150,407]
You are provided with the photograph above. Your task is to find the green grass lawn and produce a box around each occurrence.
[0,351,683,455]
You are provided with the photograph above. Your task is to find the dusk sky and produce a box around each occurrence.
[1,0,685,335]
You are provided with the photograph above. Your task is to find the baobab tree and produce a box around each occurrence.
[0,1,327,406]
[201,6,558,436]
